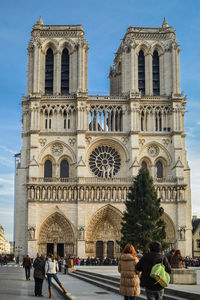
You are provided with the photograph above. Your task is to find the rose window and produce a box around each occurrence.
[89,145,121,178]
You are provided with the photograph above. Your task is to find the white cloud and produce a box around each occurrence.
[0,145,16,154]
[0,173,14,196]
[197,121,200,125]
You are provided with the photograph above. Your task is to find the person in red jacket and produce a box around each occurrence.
[136,241,171,300]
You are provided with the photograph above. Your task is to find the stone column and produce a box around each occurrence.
[147,53,153,95]
[33,42,40,93]
[159,54,164,95]
[103,241,107,258]
[55,51,61,95]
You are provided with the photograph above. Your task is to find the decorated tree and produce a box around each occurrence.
[119,167,167,253]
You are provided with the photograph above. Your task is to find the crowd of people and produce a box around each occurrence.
[1,246,200,300]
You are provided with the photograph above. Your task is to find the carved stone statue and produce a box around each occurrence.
[42,188,46,200]
[85,187,89,201]
[96,187,100,200]
[68,187,72,200]
[118,188,122,201]
[52,188,57,200]
[63,188,67,200]
[58,188,62,200]
[47,188,51,200]
[91,188,94,201]
[31,187,35,200]
[80,187,84,200]
[113,188,116,201]
[36,188,40,200]
[78,226,85,240]
[28,227,35,240]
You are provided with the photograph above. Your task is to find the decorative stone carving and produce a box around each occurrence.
[85,136,92,145]
[162,139,170,146]
[69,138,76,146]
[78,226,85,240]
[89,145,121,178]
[39,138,47,146]
[51,143,63,156]
[139,139,145,146]
[121,137,129,144]
[148,144,160,157]
[28,226,36,240]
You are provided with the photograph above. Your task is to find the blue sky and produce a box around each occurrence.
[0,0,200,241]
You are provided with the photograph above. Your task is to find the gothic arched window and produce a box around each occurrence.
[141,161,147,169]
[45,48,54,94]
[153,50,160,96]
[61,48,69,94]
[44,160,52,178]
[138,50,145,94]
[60,159,69,178]
[156,161,163,178]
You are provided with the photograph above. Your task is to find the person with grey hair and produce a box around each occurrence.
[135,241,171,300]
[33,254,45,297]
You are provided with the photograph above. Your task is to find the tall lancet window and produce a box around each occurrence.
[61,48,69,94]
[45,48,54,94]
[156,161,163,178]
[44,160,52,178]
[153,50,160,95]
[60,160,69,178]
[138,50,145,94]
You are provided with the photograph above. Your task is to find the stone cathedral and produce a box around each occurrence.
[14,17,192,259]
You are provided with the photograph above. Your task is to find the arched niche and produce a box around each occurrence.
[85,204,122,258]
[162,213,176,247]
[38,212,75,257]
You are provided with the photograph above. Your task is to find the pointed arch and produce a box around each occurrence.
[152,50,160,96]
[38,212,75,256]
[45,48,54,94]
[86,204,123,240]
[61,48,69,94]
[138,50,145,95]
[85,204,123,258]
[162,212,176,247]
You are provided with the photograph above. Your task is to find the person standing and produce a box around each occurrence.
[165,249,175,264]
[118,243,140,300]
[23,255,32,280]
[136,241,171,300]
[170,250,184,268]
[33,254,45,297]
[45,254,66,298]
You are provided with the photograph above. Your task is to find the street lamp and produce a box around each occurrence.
[15,246,23,263]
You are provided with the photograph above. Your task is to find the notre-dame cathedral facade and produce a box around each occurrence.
[14,17,192,259]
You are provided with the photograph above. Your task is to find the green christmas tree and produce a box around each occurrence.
[119,167,167,253]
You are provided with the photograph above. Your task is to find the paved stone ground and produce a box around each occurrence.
[0,264,65,299]
[58,272,122,300]
[77,266,200,289]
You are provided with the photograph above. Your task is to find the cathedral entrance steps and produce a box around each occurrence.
[69,269,198,300]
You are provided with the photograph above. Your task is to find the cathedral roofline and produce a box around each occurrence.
[32,17,85,37]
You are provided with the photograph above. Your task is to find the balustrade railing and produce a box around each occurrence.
[27,177,186,203]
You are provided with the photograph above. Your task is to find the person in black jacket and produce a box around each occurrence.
[33,254,45,297]
[135,241,171,300]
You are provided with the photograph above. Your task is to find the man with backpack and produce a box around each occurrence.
[136,241,171,300]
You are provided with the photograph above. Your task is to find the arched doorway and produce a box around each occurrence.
[86,205,122,258]
[162,213,176,249]
[39,212,75,257]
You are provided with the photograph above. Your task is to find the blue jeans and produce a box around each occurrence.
[124,297,136,300]
[47,273,62,288]
[146,288,164,300]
